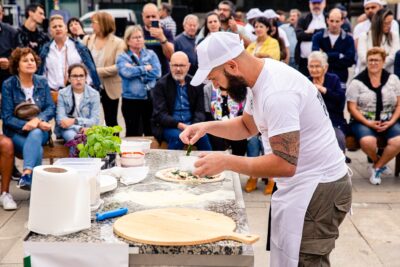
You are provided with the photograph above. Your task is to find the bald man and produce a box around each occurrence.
[152,52,212,150]
[142,3,174,75]
[311,8,355,84]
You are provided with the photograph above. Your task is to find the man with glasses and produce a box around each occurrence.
[217,0,251,47]
[142,3,174,76]
[16,3,49,54]
[152,51,212,150]
[295,0,327,76]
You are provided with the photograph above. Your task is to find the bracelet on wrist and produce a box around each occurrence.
[160,39,168,44]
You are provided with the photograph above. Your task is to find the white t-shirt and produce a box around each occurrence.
[328,32,339,47]
[278,27,290,48]
[73,91,84,117]
[244,59,347,183]
[22,85,35,103]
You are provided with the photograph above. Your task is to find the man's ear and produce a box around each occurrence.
[224,59,239,74]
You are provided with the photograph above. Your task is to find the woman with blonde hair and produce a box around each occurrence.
[116,25,161,136]
[83,11,125,127]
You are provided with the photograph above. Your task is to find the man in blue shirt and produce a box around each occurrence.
[152,52,212,150]
[280,9,301,69]
[174,14,199,76]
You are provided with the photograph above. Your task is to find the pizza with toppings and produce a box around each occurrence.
[155,168,224,184]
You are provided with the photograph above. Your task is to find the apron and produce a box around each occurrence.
[269,173,322,267]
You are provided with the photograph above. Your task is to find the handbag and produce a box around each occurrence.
[14,99,41,120]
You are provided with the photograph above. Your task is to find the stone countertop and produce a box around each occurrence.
[26,150,254,256]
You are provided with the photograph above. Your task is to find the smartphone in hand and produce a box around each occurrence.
[151,20,159,28]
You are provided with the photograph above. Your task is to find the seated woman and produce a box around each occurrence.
[0,135,17,210]
[117,25,161,136]
[308,51,347,152]
[56,63,100,143]
[347,47,400,185]
[1,47,55,191]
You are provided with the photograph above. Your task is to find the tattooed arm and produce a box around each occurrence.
[193,131,299,177]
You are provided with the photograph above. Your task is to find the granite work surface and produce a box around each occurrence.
[26,150,254,256]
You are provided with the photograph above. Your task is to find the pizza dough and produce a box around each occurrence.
[155,168,224,184]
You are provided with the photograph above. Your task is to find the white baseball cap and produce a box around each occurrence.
[263,9,279,19]
[364,0,383,6]
[246,8,263,20]
[191,32,244,86]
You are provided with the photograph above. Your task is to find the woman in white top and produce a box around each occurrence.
[358,9,400,73]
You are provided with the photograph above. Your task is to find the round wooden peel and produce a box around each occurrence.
[113,208,259,245]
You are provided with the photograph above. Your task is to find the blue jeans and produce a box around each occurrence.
[12,128,49,170]
[351,121,400,141]
[61,129,78,143]
[163,128,212,150]
[247,135,264,157]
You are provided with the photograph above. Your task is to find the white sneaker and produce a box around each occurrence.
[0,192,17,210]
[369,167,382,185]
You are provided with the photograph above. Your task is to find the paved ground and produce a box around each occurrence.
[0,149,400,267]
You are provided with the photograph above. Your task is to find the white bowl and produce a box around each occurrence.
[179,156,199,172]
[121,152,145,167]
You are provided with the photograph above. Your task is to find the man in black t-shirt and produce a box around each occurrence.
[142,3,174,76]
[17,3,49,54]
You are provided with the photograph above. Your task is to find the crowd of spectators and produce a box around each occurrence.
[1,0,400,210]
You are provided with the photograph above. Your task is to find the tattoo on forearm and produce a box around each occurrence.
[269,131,300,166]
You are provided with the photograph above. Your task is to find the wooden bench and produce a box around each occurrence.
[346,135,400,176]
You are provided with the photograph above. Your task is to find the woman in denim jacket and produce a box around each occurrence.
[1,48,55,190]
[117,25,161,136]
[56,63,100,143]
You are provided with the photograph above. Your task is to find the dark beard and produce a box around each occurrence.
[221,70,248,103]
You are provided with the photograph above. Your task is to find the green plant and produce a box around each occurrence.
[77,125,122,158]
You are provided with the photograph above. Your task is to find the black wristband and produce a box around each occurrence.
[161,39,168,44]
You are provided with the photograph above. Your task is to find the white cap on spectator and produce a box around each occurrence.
[191,32,244,86]
[263,9,279,19]
[364,0,383,6]
[246,8,263,20]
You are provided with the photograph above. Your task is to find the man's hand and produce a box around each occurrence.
[145,64,153,71]
[193,152,228,177]
[60,118,75,128]
[38,121,52,131]
[149,27,165,41]
[228,17,238,33]
[177,122,187,131]
[179,122,207,145]
[22,118,41,131]
[0,58,9,70]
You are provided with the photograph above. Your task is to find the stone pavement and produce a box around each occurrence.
[1,149,400,267]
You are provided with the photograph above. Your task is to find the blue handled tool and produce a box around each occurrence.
[96,207,128,221]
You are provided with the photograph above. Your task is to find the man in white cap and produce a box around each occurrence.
[295,0,327,76]
[180,31,352,267]
[353,0,398,46]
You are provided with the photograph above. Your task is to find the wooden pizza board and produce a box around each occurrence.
[113,208,259,246]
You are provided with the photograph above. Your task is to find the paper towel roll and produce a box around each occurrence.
[28,165,91,236]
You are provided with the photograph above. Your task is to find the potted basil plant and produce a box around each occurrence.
[76,125,122,168]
